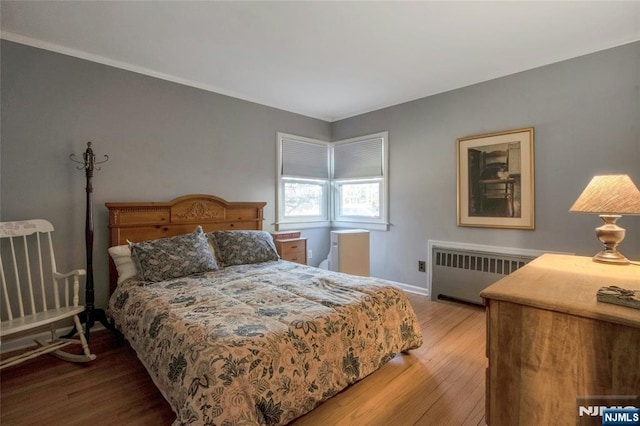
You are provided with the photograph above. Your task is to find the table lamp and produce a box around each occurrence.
[570,174,640,265]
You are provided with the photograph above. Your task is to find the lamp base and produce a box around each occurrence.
[593,250,630,265]
[592,215,629,265]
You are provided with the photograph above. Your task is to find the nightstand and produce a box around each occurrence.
[271,232,307,265]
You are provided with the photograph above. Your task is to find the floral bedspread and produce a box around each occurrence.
[108,261,423,425]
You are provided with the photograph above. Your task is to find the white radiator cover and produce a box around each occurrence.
[427,240,549,305]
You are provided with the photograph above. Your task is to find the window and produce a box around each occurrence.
[277,131,388,231]
[332,132,388,230]
[335,180,381,218]
[277,133,330,229]
[283,180,325,217]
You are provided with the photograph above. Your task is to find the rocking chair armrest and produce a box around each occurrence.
[54,269,87,279]
[54,269,86,306]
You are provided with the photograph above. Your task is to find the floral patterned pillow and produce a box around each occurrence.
[208,230,279,266]
[130,226,218,283]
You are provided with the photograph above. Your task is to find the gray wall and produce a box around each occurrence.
[332,41,640,287]
[2,40,639,310]
[0,40,331,310]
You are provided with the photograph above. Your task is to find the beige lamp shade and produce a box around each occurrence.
[570,175,640,214]
[570,174,640,264]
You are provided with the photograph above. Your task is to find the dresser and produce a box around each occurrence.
[480,254,640,426]
[271,231,307,265]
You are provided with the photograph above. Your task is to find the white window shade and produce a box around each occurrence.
[281,138,329,179]
[333,137,384,179]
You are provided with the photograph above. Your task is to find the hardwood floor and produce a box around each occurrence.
[0,293,486,426]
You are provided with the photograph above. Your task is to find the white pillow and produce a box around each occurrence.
[108,244,137,284]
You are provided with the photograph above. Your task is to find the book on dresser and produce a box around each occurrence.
[271,231,307,265]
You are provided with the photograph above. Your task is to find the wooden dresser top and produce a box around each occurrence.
[480,253,640,328]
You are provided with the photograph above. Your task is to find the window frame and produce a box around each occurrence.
[281,177,329,220]
[276,131,389,231]
[331,132,389,231]
[276,133,330,230]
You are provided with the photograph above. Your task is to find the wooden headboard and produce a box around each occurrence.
[105,194,266,294]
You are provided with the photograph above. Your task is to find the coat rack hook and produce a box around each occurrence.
[69,141,109,172]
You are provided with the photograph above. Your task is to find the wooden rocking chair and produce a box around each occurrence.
[0,219,96,369]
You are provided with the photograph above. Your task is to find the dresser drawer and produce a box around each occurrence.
[275,238,307,264]
[281,244,305,260]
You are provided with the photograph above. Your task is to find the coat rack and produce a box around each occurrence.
[69,142,113,340]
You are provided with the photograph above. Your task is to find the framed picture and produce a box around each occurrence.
[457,127,535,229]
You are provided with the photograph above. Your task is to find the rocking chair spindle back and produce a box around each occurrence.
[0,219,95,369]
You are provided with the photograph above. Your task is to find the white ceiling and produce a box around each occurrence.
[2,1,639,122]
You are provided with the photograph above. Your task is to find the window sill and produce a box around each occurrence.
[275,221,331,231]
[332,221,389,231]
[276,220,389,232]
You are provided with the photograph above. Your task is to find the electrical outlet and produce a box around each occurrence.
[418,260,426,272]
[308,249,313,259]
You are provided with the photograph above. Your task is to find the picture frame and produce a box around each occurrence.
[457,127,535,229]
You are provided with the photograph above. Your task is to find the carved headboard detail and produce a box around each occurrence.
[105,194,266,294]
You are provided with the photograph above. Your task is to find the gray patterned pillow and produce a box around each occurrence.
[208,230,279,266]
[130,226,218,283]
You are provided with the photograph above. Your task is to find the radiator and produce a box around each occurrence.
[428,241,544,305]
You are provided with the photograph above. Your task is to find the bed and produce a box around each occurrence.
[106,194,423,425]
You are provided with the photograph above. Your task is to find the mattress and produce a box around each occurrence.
[108,260,423,425]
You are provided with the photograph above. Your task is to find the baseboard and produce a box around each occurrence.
[396,282,429,297]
